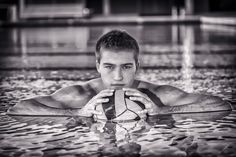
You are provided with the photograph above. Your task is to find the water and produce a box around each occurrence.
[0,112,236,156]
[0,24,236,156]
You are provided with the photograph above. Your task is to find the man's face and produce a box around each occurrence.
[96,49,138,89]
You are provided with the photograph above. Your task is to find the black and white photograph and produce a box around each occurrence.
[0,0,236,156]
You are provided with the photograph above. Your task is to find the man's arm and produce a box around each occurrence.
[123,85,232,116]
[7,84,93,116]
[7,84,114,117]
[160,93,232,114]
[154,85,232,114]
[7,96,81,116]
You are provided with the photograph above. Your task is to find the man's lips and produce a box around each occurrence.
[110,83,125,87]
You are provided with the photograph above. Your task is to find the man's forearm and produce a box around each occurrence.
[158,98,232,114]
[7,99,82,116]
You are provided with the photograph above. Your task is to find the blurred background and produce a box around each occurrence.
[1,0,236,21]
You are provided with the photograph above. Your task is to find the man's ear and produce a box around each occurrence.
[135,61,140,73]
[96,60,101,73]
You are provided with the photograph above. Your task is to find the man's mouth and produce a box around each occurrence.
[110,83,125,89]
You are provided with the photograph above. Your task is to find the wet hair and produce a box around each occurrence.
[95,30,139,63]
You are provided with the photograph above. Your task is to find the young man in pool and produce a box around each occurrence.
[7,30,232,118]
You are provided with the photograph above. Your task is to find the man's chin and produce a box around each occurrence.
[108,84,128,90]
[110,86,124,90]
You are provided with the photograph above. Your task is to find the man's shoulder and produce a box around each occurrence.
[137,80,184,93]
[138,80,157,88]
[137,80,164,89]
[52,78,101,97]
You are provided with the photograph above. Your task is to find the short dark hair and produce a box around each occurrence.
[95,30,139,63]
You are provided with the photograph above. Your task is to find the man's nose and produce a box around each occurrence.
[113,68,123,81]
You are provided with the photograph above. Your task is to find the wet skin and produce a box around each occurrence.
[7,50,232,117]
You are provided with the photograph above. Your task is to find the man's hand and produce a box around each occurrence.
[123,88,160,116]
[79,89,114,117]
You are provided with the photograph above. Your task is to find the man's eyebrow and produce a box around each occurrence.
[122,63,134,66]
[102,63,134,66]
[103,63,114,65]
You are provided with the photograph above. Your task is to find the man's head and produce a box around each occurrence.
[95,30,140,89]
[95,29,139,64]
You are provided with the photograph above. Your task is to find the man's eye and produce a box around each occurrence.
[104,66,113,69]
[123,65,132,69]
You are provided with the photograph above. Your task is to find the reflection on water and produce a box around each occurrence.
[0,111,235,156]
[0,24,236,156]
[1,25,236,71]
[181,26,194,92]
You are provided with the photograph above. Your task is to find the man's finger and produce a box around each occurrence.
[88,109,102,115]
[137,110,148,119]
[95,98,109,104]
[96,92,114,98]
[124,89,150,100]
[129,96,154,111]
[129,96,148,104]
[88,98,109,109]
[137,109,148,114]
[125,91,143,97]
[99,89,114,94]
[93,90,114,100]
[123,88,138,92]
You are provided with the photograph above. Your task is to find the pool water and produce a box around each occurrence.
[0,24,236,156]
[0,111,235,157]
